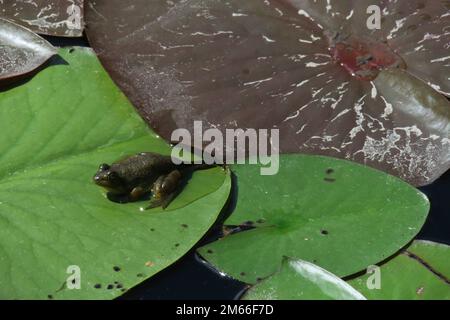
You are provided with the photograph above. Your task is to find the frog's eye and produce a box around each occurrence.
[107,171,119,181]
[99,163,110,171]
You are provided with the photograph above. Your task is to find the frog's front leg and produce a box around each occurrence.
[146,170,182,210]
[129,186,147,201]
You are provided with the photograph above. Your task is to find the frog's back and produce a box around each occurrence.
[111,152,174,183]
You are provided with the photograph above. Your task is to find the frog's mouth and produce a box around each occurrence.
[93,176,128,195]
[93,176,114,190]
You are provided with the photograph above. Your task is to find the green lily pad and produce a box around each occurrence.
[0,47,231,299]
[198,155,429,283]
[242,257,365,300]
[348,240,450,300]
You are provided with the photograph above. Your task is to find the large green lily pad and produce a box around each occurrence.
[0,47,231,299]
[198,155,429,284]
[242,257,365,300]
[348,240,450,300]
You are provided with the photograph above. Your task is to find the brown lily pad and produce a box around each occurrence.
[0,18,57,82]
[1,0,84,37]
[85,0,450,186]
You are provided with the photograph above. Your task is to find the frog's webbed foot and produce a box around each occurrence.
[146,170,182,210]
[146,192,177,210]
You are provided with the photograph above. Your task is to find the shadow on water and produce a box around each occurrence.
[418,169,450,246]
[44,35,91,48]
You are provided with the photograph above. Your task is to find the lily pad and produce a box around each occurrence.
[0,18,57,82]
[198,154,429,284]
[293,0,450,96]
[1,0,84,37]
[242,257,365,300]
[347,240,450,300]
[0,47,231,299]
[85,0,450,186]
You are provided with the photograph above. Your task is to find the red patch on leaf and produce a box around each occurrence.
[328,33,406,81]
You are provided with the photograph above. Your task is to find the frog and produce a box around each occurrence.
[93,152,214,209]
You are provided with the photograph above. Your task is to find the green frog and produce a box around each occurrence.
[93,152,213,209]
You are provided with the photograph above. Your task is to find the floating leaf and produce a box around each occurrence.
[0,47,231,299]
[198,155,429,283]
[242,257,365,300]
[1,0,84,37]
[348,240,450,300]
[0,18,56,82]
[85,0,450,186]
[295,0,450,96]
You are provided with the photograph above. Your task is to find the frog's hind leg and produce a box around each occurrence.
[146,170,182,210]
[147,192,177,210]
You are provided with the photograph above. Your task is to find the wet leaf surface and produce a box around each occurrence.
[295,0,450,96]
[0,18,57,82]
[0,0,84,37]
[348,240,450,299]
[242,257,365,300]
[197,154,429,283]
[85,0,450,187]
[0,47,231,299]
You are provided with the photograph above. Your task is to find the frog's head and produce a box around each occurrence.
[93,163,127,194]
